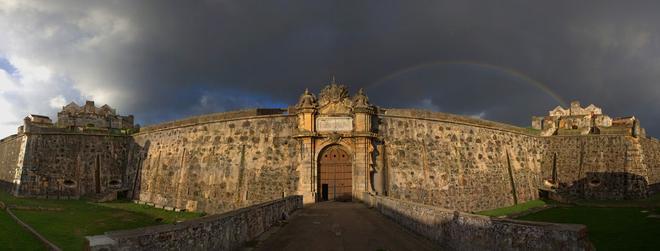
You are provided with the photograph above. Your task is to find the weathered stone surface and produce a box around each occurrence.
[0,134,24,194]
[130,115,301,214]
[544,135,651,200]
[57,100,134,130]
[16,134,132,198]
[641,137,660,193]
[532,101,642,137]
[0,85,658,217]
[378,111,545,212]
[364,194,592,251]
[86,195,302,251]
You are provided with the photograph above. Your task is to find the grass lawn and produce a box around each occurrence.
[0,191,202,251]
[517,194,660,251]
[572,193,660,208]
[475,194,660,250]
[0,210,46,251]
[476,199,546,217]
[518,206,660,250]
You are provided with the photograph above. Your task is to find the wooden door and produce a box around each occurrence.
[318,146,352,201]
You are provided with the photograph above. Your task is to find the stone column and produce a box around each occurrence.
[352,90,377,198]
[295,92,318,204]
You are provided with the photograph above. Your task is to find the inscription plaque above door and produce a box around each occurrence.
[316,117,353,132]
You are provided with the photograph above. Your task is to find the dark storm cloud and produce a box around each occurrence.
[1,0,659,136]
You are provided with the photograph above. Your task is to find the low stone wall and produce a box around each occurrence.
[363,194,592,251]
[86,195,303,251]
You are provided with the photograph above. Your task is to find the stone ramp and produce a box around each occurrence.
[250,202,438,251]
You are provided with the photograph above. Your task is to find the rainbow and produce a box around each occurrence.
[365,61,568,107]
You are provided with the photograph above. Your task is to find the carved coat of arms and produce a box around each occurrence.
[318,84,353,114]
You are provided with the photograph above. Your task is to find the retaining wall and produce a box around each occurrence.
[363,194,592,251]
[86,195,303,251]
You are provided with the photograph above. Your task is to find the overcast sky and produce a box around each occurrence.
[1,0,659,138]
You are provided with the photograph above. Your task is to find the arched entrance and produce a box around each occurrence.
[318,145,352,201]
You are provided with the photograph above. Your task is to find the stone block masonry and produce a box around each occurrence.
[130,113,302,214]
[641,137,660,193]
[544,135,653,200]
[364,194,592,251]
[379,109,546,212]
[1,83,659,250]
[17,133,133,198]
[0,134,25,194]
[86,195,303,251]
[0,84,658,218]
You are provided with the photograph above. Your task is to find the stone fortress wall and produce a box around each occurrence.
[640,137,660,192]
[130,109,302,214]
[0,134,26,192]
[543,135,650,200]
[378,109,545,212]
[16,134,132,199]
[0,101,136,199]
[127,107,547,213]
[0,132,133,199]
[0,83,658,216]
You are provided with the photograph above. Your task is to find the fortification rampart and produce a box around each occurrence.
[125,107,552,214]
[17,133,133,198]
[0,134,26,193]
[640,137,660,193]
[381,109,539,136]
[136,108,288,134]
[544,135,655,200]
[377,110,545,212]
[130,113,301,214]
[0,84,658,216]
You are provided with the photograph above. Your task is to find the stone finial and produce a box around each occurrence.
[297,88,317,108]
[353,88,370,108]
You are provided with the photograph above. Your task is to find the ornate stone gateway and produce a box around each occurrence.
[294,79,380,204]
[318,145,352,201]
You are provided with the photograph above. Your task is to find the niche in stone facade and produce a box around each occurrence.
[588,179,601,187]
[109,180,122,189]
[544,152,559,189]
[63,179,76,188]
